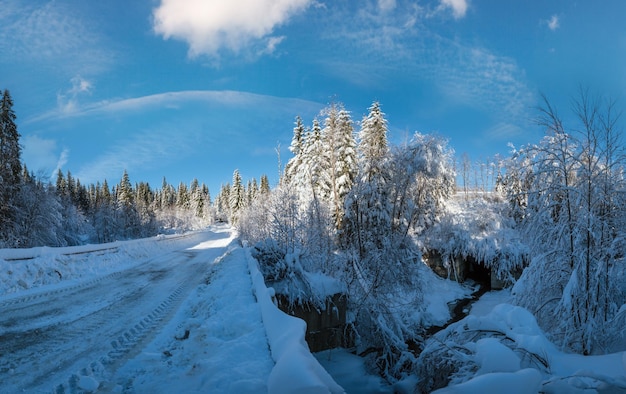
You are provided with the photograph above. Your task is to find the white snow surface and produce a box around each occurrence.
[114,244,275,392]
[3,226,626,393]
[0,231,211,296]
[431,301,626,393]
[0,226,344,393]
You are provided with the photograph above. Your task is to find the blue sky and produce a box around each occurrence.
[1,0,625,194]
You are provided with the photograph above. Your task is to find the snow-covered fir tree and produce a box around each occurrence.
[229,169,245,225]
[283,116,307,185]
[322,103,357,230]
[344,101,391,255]
[0,90,22,245]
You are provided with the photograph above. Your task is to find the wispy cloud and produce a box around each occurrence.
[547,15,560,31]
[152,0,313,59]
[378,0,397,13]
[434,44,534,119]
[439,0,469,20]
[56,75,94,115]
[0,0,114,76]
[28,90,321,123]
[316,1,533,124]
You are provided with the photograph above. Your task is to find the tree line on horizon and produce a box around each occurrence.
[0,89,270,248]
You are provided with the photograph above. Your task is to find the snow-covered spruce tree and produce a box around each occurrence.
[283,115,307,186]
[135,181,157,237]
[229,169,245,225]
[159,177,176,209]
[54,170,92,246]
[215,183,231,223]
[116,170,141,239]
[259,174,270,195]
[303,118,330,200]
[321,103,358,231]
[0,89,22,245]
[343,101,391,256]
[189,179,212,221]
[246,178,258,207]
[509,92,626,354]
[176,181,190,210]
[91,180,117,243]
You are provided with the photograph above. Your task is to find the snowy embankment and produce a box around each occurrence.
[246,247,344,394]
[0,231,210,296]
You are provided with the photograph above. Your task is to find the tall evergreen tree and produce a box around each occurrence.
[216,183,231,222]
[176,181,190,210]
[344,101,391,255]
[284,116,307,185]
[229,169,244,225]
[0,89,22,244]
[322,103,357,229]
[116,170,140,239]
[260,175,270,194]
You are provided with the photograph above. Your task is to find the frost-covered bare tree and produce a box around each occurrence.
[509,91,626,354]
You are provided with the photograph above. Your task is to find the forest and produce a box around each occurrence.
[2,87,625,391]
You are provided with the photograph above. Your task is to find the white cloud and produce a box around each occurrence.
[57,76,94,115]
[69,76,93,95]
[378,0,397,13]
[547,15,560,31]
[259,36,286,56]
[436,45,534,119]
[152,0,312,58]
[440,0,468,19]
[54,148,70,177]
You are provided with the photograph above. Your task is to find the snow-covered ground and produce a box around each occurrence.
[0,226,343,393]
[2,226,624,393]
[113,245,275,392]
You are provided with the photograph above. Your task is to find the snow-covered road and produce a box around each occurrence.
[0,228,252,392]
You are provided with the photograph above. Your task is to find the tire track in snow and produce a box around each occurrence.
[0,239,229,393]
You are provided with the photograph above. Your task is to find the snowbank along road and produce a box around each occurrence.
[0,228,237,392]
